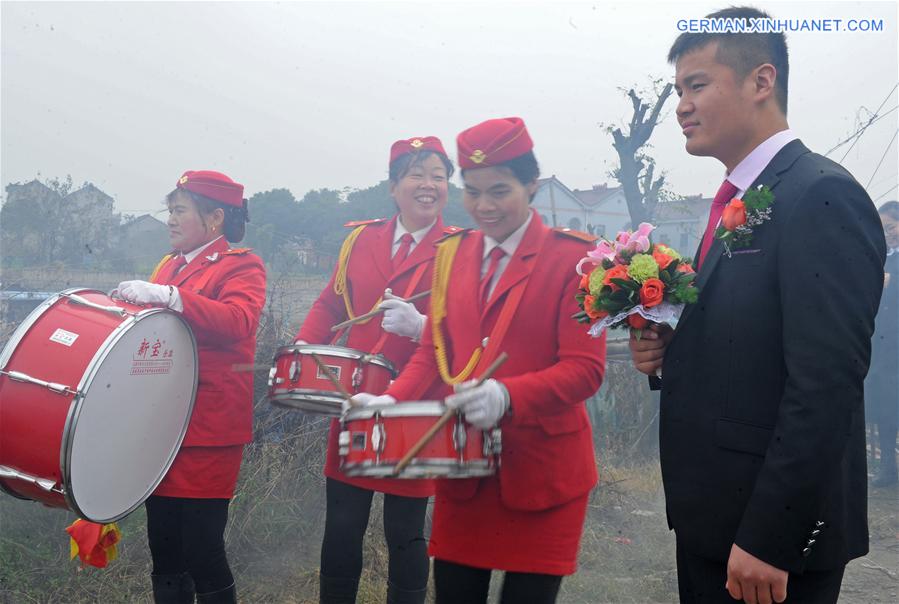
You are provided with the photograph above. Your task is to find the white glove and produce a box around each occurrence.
[445,379,510,429]
[117,280,173,307]
[342,393,396,414]
[379,290,426,341]
[294,339,309,345]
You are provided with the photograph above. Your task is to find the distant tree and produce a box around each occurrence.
[606,79,675,227]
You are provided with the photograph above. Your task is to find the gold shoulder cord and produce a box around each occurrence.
[333,225,382,323]
[149,254,174,282]
[431,236,481,385]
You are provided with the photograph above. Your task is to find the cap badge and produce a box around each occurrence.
[410,139,424,148]
[179,175,189,184]
[469,150,486,164]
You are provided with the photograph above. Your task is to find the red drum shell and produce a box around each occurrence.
[339,401,499,479]
[268,345,397,416]
[0,289,197,522]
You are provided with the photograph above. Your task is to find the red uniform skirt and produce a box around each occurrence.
[324,418,434,498]
[429,475,589,576]
[154,445,245,499]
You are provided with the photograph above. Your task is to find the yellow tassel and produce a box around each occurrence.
[431,236,481,385]
[149,254,174,282]
[333,225,382,323]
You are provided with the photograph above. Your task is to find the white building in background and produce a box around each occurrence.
[533,176,709,255]
[533,177,631,237]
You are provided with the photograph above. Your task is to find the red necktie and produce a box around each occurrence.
[393,233,414,271]
[159,254,187,283]
[479,247,506,307]
[697,179,739,268]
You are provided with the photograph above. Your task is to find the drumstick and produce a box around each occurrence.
[330,290,431,332]
[392,352,509,476]
[310,353,361,408]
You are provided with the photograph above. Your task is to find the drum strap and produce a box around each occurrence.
[369,262,429,356]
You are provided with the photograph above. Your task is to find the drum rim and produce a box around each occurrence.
[268,392,342,417]
[342,458,495,478]
[344,401,447,420]
[273,344,398,376]
[0,288,83,370]
[59,303,199,523]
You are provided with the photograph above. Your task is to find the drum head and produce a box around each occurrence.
[64,310,197,522]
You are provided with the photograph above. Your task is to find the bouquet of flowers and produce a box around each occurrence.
[574,223,699,337]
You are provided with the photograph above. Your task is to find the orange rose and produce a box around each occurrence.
[677,262,695,274]
[721,199,747,231]
[579,271,591,291]
[602,264,630,291]
[628,313,649,329]
[652,250,674,270]
[639,278,665,308]
[583,295,607,321]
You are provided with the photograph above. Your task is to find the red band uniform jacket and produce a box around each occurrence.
[150,237,266,499]
[386,212,607,573]
[297,216,448,498]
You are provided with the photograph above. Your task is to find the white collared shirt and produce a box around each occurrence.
[168,236,224,312]
[392,218,435,258]
[481,212,533,299]
[726,128,798,196]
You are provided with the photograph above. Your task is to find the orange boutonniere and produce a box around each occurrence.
[715,184,775,254]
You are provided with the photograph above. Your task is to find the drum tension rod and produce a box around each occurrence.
[0,465,63,494]
[0,370,79,396]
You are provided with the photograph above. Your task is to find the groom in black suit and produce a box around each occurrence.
[630,7,887,604]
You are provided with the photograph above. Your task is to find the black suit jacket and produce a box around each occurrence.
[866,251,898,409]
[656,140,887,573]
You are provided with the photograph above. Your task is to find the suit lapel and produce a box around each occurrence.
[482,212,544,319]
[675,140,809,333]
[171,238,230,287]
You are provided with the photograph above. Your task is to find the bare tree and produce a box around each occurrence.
[608,80,674,227]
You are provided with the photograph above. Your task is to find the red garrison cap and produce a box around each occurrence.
[389,136,448,165]
[176,170,244,208]
[456,117,533,170]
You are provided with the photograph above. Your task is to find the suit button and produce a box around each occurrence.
[811,529,821,537]
[806,539,816,547]
[802,547,811,557]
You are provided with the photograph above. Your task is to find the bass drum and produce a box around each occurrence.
[0,288,198,523]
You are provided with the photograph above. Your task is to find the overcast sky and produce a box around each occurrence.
[2,0,897,216]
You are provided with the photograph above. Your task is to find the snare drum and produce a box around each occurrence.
[0,288,198,523]
[268,344,397,416]
[339,401,500,478]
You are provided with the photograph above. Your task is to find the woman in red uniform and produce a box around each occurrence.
[379,118,606,603]
[117,170,266,604]
[295,137,454,604]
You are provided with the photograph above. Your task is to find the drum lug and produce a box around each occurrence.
[0,464,64,495]
[490,428,502,455]
[338,430,350,457]
[453,416,467,457]
[289,350,301,383]
[267,366,278,388]
[372,417,386,458]
[351,366,363,391]
[0,370,78,396]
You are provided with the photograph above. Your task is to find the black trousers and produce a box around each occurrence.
[145,495,234,594]
[433,559,563,604]
[676,539,845,604]
[320,478,429,590]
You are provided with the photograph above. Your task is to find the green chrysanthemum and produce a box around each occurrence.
[627,254,659,282]
[588,267,606,295]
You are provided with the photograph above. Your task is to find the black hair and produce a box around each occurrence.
[668,6,789,115]
[166,188,249,243]
[389,150,455,183]
[879,200,899,221]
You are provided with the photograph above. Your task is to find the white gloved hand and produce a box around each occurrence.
[445,379,510,429]
[117,280,173,307]
[294,339,309,346]
[379,290,426,341]
[342,393,396,414]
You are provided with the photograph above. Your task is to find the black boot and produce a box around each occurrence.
[196,583,236,604]
[319,573,359,604]
[151,573,195,604]
[387,581,427,604]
